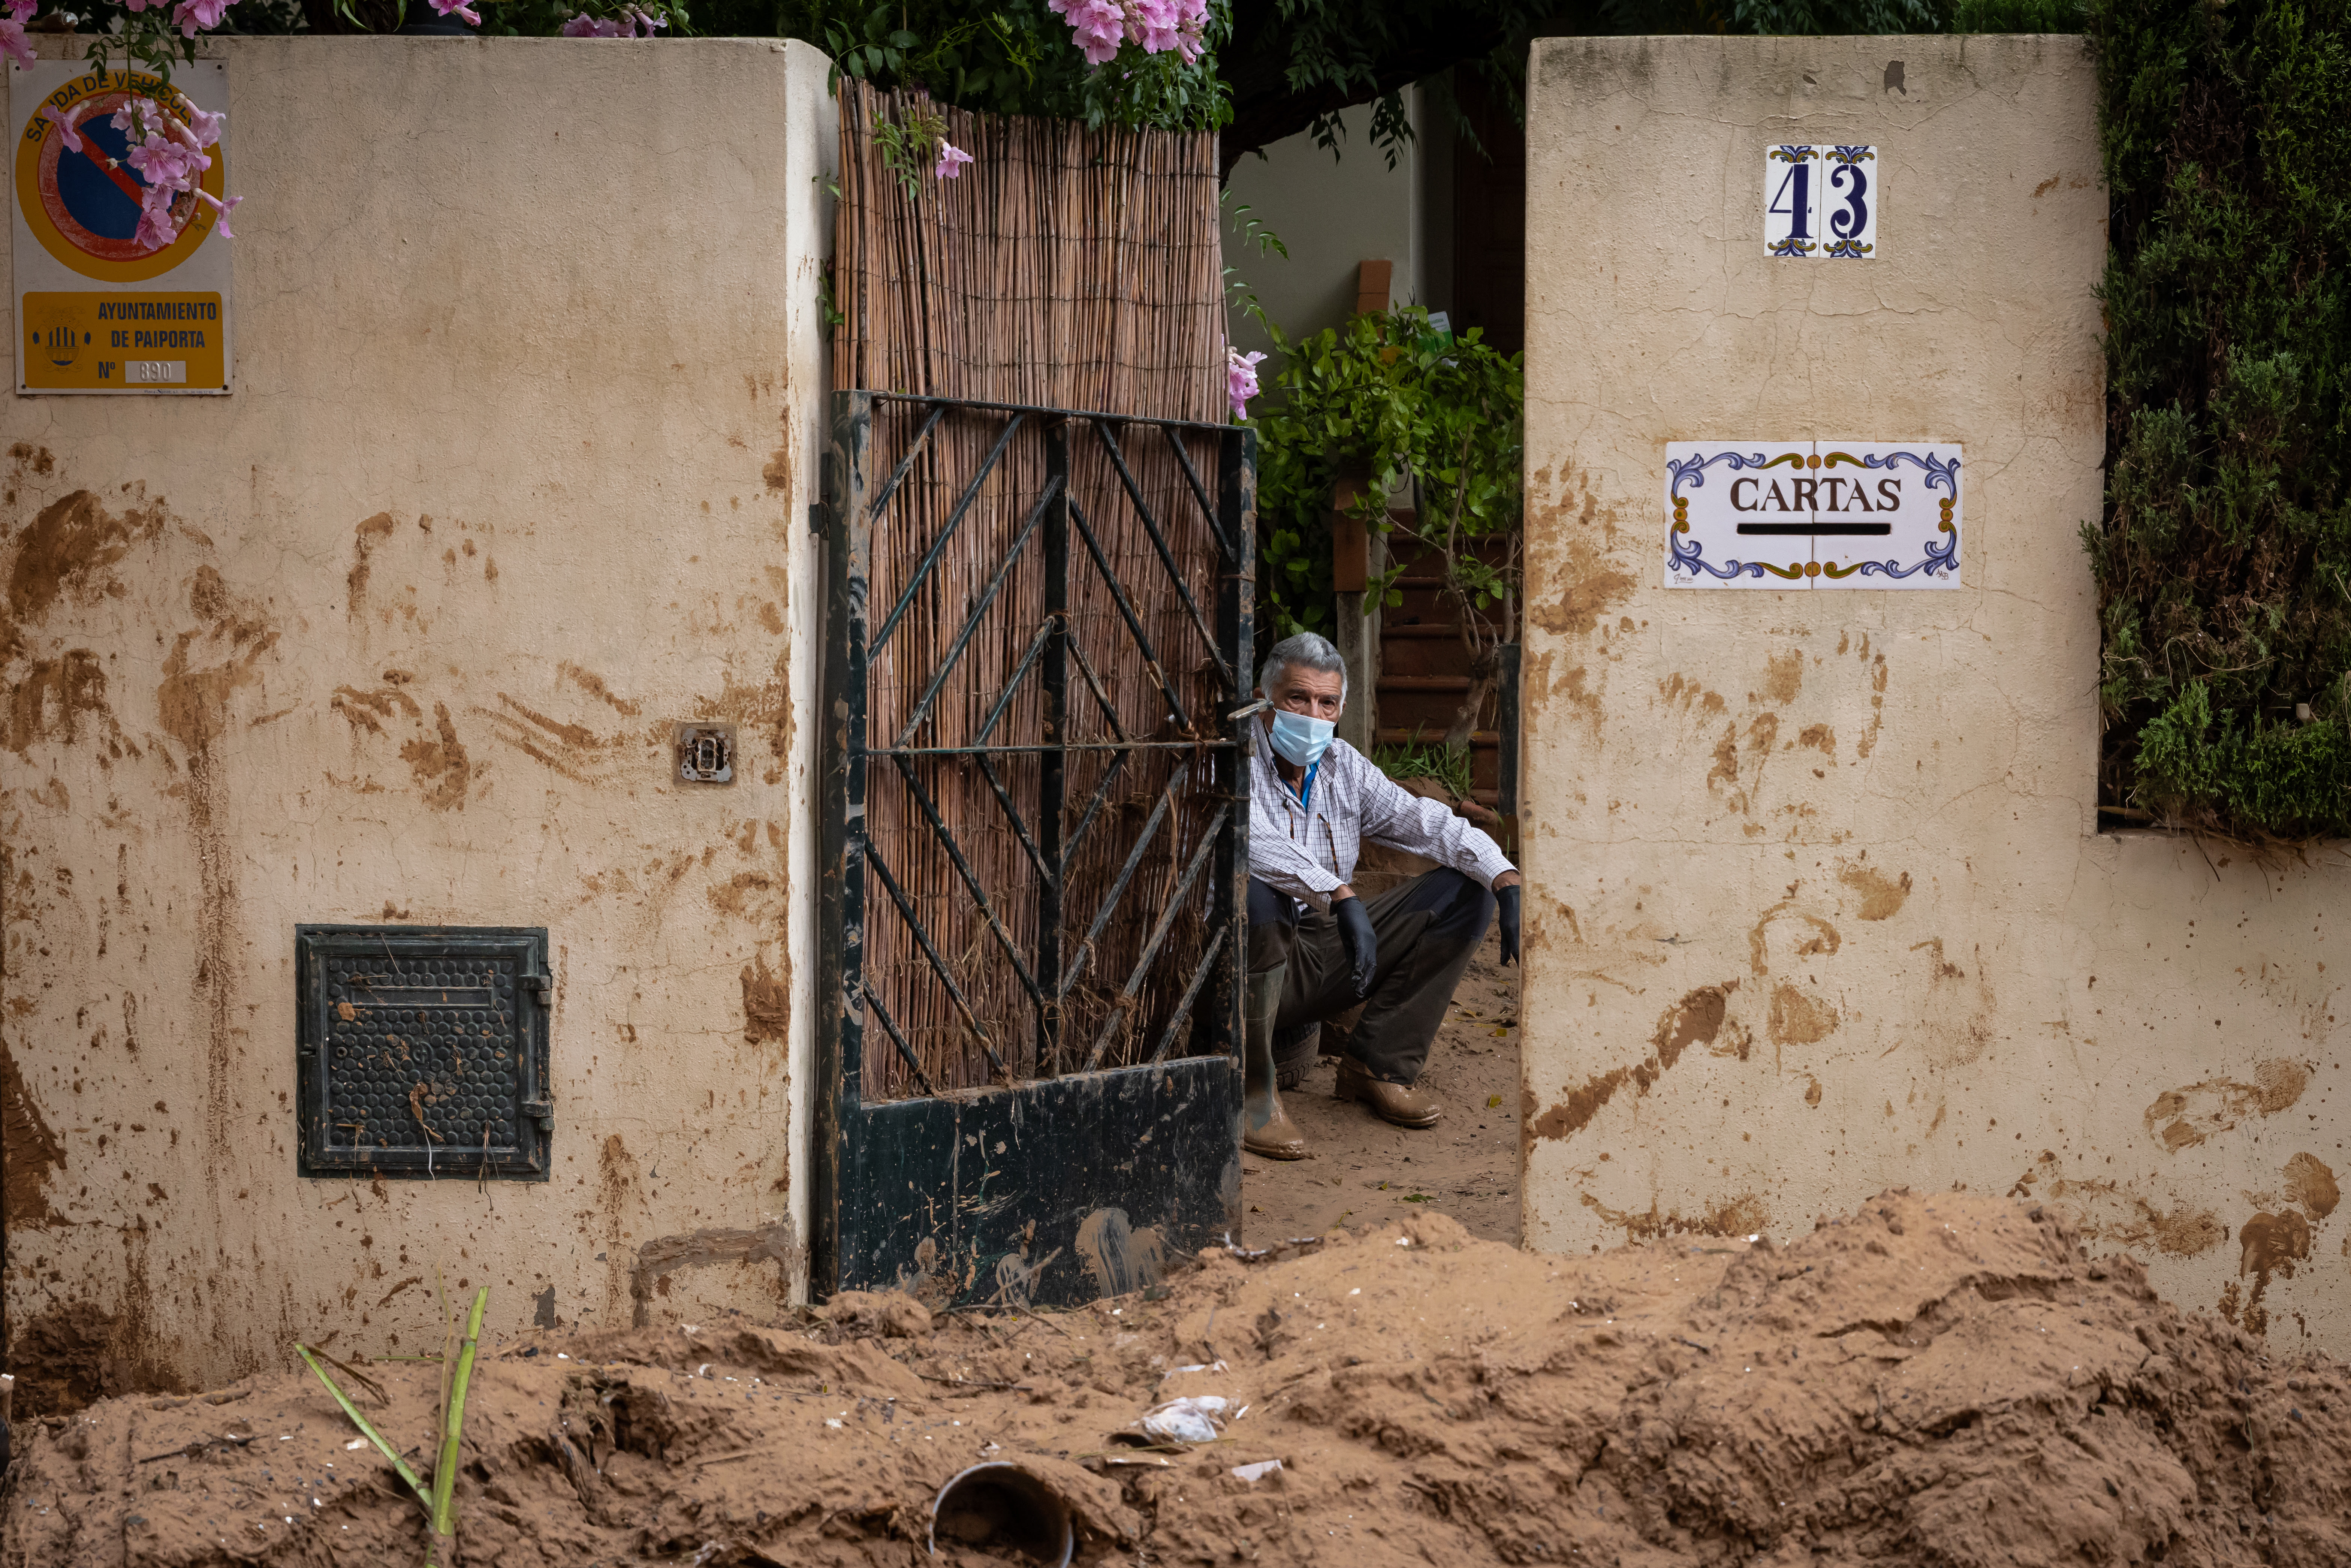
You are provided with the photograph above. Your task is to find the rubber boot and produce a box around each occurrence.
[1243,966,1308,1160]
[1272,1019,1319,1091]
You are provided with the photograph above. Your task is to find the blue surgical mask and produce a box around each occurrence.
[1268,709,1335,768]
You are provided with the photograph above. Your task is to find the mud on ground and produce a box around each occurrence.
[6,1189,2347,1567]
[1244,926,1524,1248]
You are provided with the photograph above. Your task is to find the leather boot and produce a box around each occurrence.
[1243,967,1308,1160]
[1335,1059,1442,1128]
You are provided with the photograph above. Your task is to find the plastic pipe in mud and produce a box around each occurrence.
[927,1460,1075,1566]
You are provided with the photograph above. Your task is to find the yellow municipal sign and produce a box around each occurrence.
[9,58,233,395]
[22,290,226,390]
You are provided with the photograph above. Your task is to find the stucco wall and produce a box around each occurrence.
[1518,36,2347,1352]
[3,36,835,1407]
[1223,89,1439,360]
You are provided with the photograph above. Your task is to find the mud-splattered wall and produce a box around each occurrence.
[1,37,836,1412]
[1518,36,2347,1352]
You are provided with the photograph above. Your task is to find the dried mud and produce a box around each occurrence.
[1246,923,1523,1246]
[5,1190,2347,1567]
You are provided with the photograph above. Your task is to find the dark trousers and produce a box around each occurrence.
[1245,870,1495,1085]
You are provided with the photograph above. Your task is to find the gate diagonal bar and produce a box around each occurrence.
[1082,804,1229,1072]
[886,752,1048,1019]
[867,400,947,525]
[892,471,1064,748]
[1094,420,1233,688]
[860,830,1015,1083]
[869,411,1026,657]
[1161,427,1233,563]
[1069,496,1194,732]
[1148,924,1229,1065]
[1063,761,1189,1004]
[822,390,1257,1104]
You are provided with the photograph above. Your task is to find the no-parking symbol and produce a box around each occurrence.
[9,57,232,393]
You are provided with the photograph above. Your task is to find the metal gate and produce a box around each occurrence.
[816,390,1255,1309]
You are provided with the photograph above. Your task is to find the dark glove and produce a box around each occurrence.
[1496,883,1522,966]
[1333,895,1378,998]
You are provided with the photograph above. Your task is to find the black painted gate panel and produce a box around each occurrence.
[816,391,1255,1309]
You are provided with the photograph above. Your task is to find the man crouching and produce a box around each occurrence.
[1243,631,1522,1159]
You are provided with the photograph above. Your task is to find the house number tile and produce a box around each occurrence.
[1664,441,1960,589]
[1763,145,1878,259]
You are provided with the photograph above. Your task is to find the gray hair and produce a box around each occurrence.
[1258,631,1346,703]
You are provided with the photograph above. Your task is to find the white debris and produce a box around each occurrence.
[1161,1359,1229,1379]
[1141,1395,1230,1445]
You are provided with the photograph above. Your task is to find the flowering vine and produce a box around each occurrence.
[38,81,237,253]
[2,0,36,70]
[825,0,1228,136]
[1226,346,1264,420]
[559,4,673,36]
[1044,0,1210,67]
[870,102,972,198]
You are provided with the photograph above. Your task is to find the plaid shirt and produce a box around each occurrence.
[1248,734,1515,904]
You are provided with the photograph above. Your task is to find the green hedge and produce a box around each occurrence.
[2084,0,2351,841]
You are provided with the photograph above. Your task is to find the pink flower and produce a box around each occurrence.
[1051,0,1124,64]
[162,110,206,151]
[0,0,30,61]
[40,102,88,152]
[196,187,241,239]
[1226,348,1265,418]
[180,102,226,149]
[134,199,178,253]
[127,133,205,189]
[1170,0,1208,63]
[1129,0,1181,53]
[428,0,481,21]
[171,0,233,37]
[933,140,973,180]
[1048,0,1206,67]
[562,7,664,35]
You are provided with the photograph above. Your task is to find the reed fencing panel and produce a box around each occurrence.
[827,86,1240,1107]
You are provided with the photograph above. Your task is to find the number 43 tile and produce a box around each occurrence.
[1763,145,1878,259]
